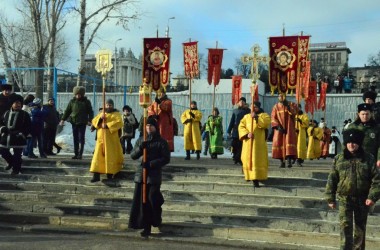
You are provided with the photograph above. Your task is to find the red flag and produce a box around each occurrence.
[318,81,328,111]
[250,84,259,102]
[269,35,310,94]
[183,41,199,79]
[296,60,311,103]
[231,75,242,105]
[207,48,224,86]
[305,80,317,115]
[143,38,171,91]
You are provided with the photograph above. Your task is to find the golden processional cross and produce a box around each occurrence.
[240,44,269,170]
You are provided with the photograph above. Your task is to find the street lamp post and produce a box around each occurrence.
[165,17,175,37]
[114,38,122,89]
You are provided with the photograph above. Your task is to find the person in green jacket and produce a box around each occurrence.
[325,128,380,250]
[206,107,224,159]
[60,86,94,159]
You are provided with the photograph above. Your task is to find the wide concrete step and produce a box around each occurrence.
[0,221,348,250]
[0,170,327,188]
[0,178,327,198]
[0,192,340,222]
[0,208,379,239]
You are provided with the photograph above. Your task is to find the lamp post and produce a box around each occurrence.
[114,38,122,88]
[165,17,175,37]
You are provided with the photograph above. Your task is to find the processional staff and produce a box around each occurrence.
[241,44,269,170]
[95,49,113,156]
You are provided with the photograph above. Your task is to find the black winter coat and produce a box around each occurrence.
[227,106,251,138]
[0,109,31,148]
[130,132,170,185]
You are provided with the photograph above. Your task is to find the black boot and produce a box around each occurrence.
[196,151,200,160]
[279,160,285,168]
[253,180,260,188]
[90,173,100,183]
[140,226,151,237]
[185,150,190,160]
[107,174,113,179]
[77,143,84,160]
[287,158,293,168]
[72,143,79,159]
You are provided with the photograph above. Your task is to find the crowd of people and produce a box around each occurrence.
[1,83,379,245]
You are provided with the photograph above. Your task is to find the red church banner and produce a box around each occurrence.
[305,80,317,115]
[269,35,310,94]
[231,75,242,105]
[318,81,328,111]
[183,41,199,79]
[143,38,171,91]
[296,60,311,103]
[250,84,259,102]
[207,48,224,86]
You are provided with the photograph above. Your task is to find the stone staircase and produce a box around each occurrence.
[0,156,379,250]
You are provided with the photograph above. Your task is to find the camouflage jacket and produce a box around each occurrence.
[348,120,380,161]
[325,150,380,203]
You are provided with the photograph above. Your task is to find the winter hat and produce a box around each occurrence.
[73,86,85,96]
[106,99,114,106]
[0,84,12,91]
[239,97,246,103]
[357,103,372,112]
[191,100,197,105]
[9,94,23,104]
[343,128,364,146]
[362,91,377,102]
[123,105,132,112]
[32,98,42,105]
[48,97,55,102]
[254,101,261,108]
[146,116,158,130]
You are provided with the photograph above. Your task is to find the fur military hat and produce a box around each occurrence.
[73,86,85,96]
[343,128,364,146]
[362,91,377,102]
[0,84,12,91]
[9,94,24,104]
[146,116,158,130]
[357,103,371,112]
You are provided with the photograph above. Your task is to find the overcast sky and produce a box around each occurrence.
[2,0,380,78]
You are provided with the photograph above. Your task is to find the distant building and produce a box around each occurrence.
[84,47,142,90]
[309,42,351,80]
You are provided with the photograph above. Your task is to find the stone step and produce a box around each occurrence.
[0,170,327,188]
[0,192,340,222]
[0,221,349,250]
[0,208,379,239]
[0,178,327,198]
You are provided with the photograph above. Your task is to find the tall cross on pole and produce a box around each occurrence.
[240,44,269,170]
[241,44,269,85]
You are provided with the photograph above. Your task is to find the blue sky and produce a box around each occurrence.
[2,0,380,78]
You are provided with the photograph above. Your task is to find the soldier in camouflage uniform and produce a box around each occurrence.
[362,91,380,125]
[325,128,380,250]
[348,103,380,167]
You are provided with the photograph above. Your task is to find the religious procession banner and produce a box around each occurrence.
[268,35,310,94]
[250,83,259,102]
[318,81,328,111]
[207,48,224,86]
[183,41,199,79]
[143,38,171,91]
[231,75,242,105]
[296,60,311,103]
[305,80,318,115]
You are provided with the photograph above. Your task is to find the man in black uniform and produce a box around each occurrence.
[128,117,170,237]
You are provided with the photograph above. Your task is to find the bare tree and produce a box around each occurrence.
[46,0,68,98]
[73,0,140,85]
[368,50,380,67]
[235,55,250,78]
[0,26,12,87]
